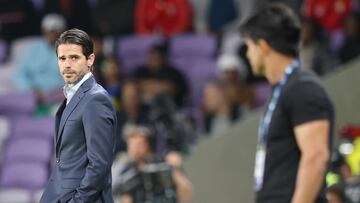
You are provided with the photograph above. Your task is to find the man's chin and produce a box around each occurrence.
[64,79,75,84]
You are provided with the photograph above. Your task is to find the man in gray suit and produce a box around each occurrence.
[40,28,117,203]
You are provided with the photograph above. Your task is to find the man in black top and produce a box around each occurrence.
[133,45,189,108]
[240,3,334,203]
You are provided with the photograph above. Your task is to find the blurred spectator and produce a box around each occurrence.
[91,33,106,86]
[0,0,39,42]
[304,0,353,32]
[300,18,338,76]
[43,0,93,33]
[91,0,135,36]
[100,56,123,110]
[115,79,151,152]
[113,125,192,203]
[344,176,360,203]
[14,14,66,105]
[202,80,244,135]
[326,185,346,203]
[133,45,189,108]
[339,12,360,64]
[217,53,255,110]
[147,93,195,154]
[207,0,238,33]
[135,0,192,36]
[191,0,256,34]
[328,151,360,203]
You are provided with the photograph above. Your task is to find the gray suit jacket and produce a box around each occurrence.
[40,76,117,203]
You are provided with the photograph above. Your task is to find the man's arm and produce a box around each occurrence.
[166,151,193,202]
[291,119,330,203]
[69,94,116,203]
[14,52,32,91]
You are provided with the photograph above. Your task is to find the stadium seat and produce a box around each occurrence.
[11,116,55,139]
[169,34,217,62]
[4,137,53,164]
[0,162,48,191]
[116,35,164,74]
[0,92,36,116]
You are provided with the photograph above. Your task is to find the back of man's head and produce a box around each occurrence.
[124,125,157,162]
[240,3,301,57]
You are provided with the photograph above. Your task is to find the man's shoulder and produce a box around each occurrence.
[82,82,111,104]
[282,68,333,108]
[88,83,111,98]
[286,68,324,91]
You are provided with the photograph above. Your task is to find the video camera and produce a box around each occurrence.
[148,94,191,154]
[115,161,177,203]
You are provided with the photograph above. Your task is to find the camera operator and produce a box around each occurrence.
[148,93,196,155]
[113,125,192,203]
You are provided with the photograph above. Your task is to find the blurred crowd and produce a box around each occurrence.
[1,0,360,202]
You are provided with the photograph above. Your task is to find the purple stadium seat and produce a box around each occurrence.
[4,137,53,164]
[183,60,218,107]
[253,82,271,108]
[0,162,48,191]
[11,116,55,139]
[0,92,36,116]
[169,34,217,61]
[0,189,32,203]
[0,39,7,63]
[171,58,194,72]
[116,35,164,74]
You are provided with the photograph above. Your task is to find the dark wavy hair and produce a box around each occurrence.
[55,28,94,58]
[240,3,301,57]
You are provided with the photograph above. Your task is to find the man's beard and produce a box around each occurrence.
[64,70,88,85]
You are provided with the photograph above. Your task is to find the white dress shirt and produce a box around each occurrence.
[63,72,92,105]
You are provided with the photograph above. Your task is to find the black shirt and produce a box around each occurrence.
[256,68,334,203]
[133,65,189,107]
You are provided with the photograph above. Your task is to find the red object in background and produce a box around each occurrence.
[135,0,192,37]
[304,0,353,31]
[340,125,360,139]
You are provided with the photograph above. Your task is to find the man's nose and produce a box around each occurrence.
[63,59,71,68]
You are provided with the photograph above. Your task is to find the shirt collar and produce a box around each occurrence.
[63,72,92,105]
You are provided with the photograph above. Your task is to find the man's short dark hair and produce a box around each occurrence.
[55,28,94,58]
[124,125,157,152]
[150,44,168,58]
[240,3,301,57]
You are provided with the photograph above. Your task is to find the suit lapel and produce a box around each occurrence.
[56,76,95,145]
[55,99,67,141]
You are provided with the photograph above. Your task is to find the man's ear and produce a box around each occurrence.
[87,53,95,67]
[258,39,271,56]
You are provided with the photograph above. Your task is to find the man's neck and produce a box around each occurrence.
[264,54,296,85]
[68,71,91,86]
